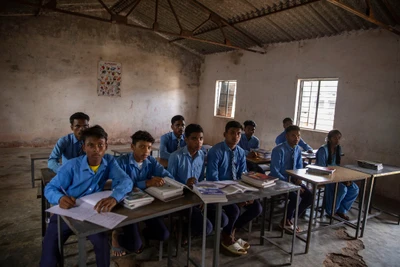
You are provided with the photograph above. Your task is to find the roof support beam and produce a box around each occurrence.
[97,0,113,16]
[327,0,400,36]
[125,0,141,17]
[380,0,400,25]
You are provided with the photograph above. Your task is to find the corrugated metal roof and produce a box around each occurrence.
[3,0,400,55]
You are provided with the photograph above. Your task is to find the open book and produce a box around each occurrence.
[306,165,336,175]
[221,181,259,195]
[192,182,227,203]
[46,191,127,229]
[123,188,154,210]
[145,177,187,202]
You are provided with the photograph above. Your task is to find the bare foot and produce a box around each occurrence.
[111,229,126,257]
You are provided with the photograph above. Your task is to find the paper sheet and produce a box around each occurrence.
[79,191,113,206]
[85,212,127,229]
[46,202,97,221]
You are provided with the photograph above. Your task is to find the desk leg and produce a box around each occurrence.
[361,176,374,237]
[41,181,46,237]
[260,197,267,245]
[187,207,192,267]
[31,159,35,188]
[330,183,339,225]
[201,204,207,267]
[305,183,317,254]
[291,188,300,263]
[78,236,87,267]
[355,178,367,238]
[57,216,64,267]
[213,204,222,267]
[168,214,172,267]
[281,192,289,238]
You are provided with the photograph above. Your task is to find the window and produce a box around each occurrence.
[214,80,237,118]
[295,79,338,132]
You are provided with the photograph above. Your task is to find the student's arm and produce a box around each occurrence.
[167,153,179,180]
[295,148,303,169]
[315,147,327,167]
[237,150,247,179]
[206,149,220,181]
[254,138,260,149]
[199,160,206,182]
[159,134,171,160]
[275,132,284,146]
[299,138,313,152]
[44,165,74,205]
[48,138,65,173]
[269,148,287,181]
[108,158,133,202]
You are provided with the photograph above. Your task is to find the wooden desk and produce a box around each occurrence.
[344,164,400,236]
[286,166,370,253]
[59,193,203,267]
[246,156,271,165]
[111,143,161,157]
[31,153,51,188]
[41,168,56,237]
[213,181,300,266]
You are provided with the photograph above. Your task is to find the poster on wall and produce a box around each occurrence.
[97,61,122,96]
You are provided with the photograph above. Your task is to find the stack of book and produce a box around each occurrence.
[123,188,155,210]
[145,177,186,202]
[357,160,383,170]
[306,165,336,175]
[192,183,227,203]
[252,148,271,159]
[241,172,278,188]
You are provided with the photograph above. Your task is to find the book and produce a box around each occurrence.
[123,199,154,210]
[220,181,259,195]
[251,148,272,159]
[145,177,186,202]
[46,191,127,229]
[192,183,227,203]
[241,172,278,188]
[124,188,154,205]
[357,160,383,170]
[306,165,336,175]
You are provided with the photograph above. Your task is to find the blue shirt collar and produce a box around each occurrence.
[80,155,108,172]
[129,152,151,168]
[182,146,202,159]
[71,133,81,144]
[283,141,296,151]
[171,132,184,141]
[223,141,236,152]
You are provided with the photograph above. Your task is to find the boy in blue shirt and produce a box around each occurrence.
[160,115,186,159]
[207,121,262,255]
[40,125,133,267]
[168,124,228,238]
[238,120,264,172]
[48,112,90,173]
[275,117,313,152]
[270,125,312,231]
[112,131,172,256]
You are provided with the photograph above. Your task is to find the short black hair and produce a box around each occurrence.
[285,125,300,134]
[171,115,185,125]
[70,112,90,124]
[283,117,293,124]
[243,120,256,128]
[225,121,243,132]
[131,131,155,145]
[185,124,203,138]
[81,125,107,142]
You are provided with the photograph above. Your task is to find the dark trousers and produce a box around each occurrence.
[221,200,262,235]
[246,161,265,173]
[119,217,170,252]
[40,215,110,267]
[191,206,229,236]
[287,184,313,220]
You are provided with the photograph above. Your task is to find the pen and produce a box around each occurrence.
[60,186,69,196]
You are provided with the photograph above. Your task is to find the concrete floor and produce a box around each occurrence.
[0,146,399,267]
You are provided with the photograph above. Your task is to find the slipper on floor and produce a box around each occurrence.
[111,246,127,257]
[278,222,300,234]
[235,238,250,250]
[336,212,350,220]
[221,241,247,255]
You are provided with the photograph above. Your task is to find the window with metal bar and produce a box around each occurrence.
[214,80,237,118]
[296,79,338,132]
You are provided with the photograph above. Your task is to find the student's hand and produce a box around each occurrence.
[186,178,197,187]
[248,151,258,158]
[59,196,76,209]
[307,149,314,153]
[94,197,117,213]
[146,177,165,187]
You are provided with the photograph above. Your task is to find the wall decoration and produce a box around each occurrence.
[97,61,122,96]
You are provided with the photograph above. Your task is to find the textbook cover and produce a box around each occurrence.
[244,172,278,183]
[124,188,154,204]
[306,165,336,175]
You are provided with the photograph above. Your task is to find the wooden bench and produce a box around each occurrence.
[30,153,50,188]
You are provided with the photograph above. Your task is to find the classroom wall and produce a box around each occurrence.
[0,14,202,147]
[198,29,400,201]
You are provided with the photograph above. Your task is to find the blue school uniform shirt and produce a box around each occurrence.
[275,130,313,151]
[48,133,85,173]
[270,142,303,182]
[160,132,186,160]
[167,146,205,185]
[45,154,133,205]
[237,133,260,156]
[316,144,338,167]
[206,141,247,181]
[116,153,173,190]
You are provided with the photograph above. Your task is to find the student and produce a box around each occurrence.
[275,117,313,152]
[316,130,358,220]
[207,121,262,255]
[168,124,228,237]
[270,125,313,231]
[48,112,90,173]
[112,130,172,256]
[238,120,260,157]
[40,125,133,267]
[160,115,186,160]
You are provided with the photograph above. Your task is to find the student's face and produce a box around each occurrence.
[286,130,301,148]
[244,125,255,138]
[83,137,107,165]
[71,119,89,140]
[185,132,204,153]
[329,134,342,147]
[171,120,185,137]
[131,141,152,163]
[283,120,293,129]
[224,127,242,149]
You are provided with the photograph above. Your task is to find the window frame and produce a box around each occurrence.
[214,80,237,119]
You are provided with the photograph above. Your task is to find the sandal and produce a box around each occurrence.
[111,246,127,257]
[235,238,250,250]
[336,212,350,220]
[221,241,247,255]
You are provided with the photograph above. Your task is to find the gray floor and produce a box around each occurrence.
[0,146,399,267]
